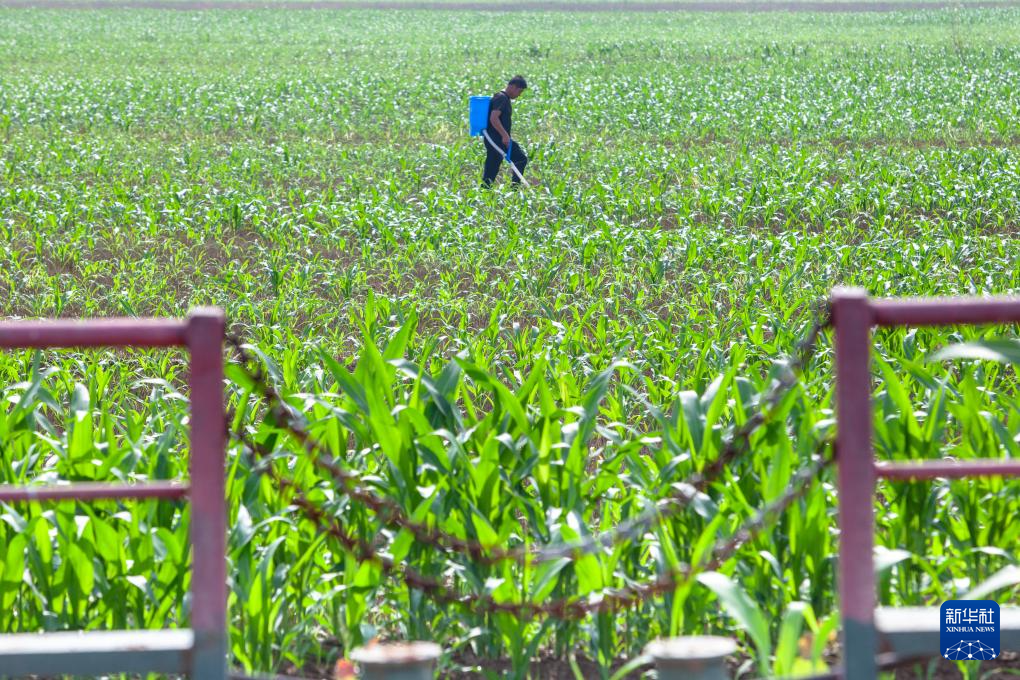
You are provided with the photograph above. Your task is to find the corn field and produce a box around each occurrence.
[1,6,1019,678]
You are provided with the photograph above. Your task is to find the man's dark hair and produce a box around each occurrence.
[508,75,528,90]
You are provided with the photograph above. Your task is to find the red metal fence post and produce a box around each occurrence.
[187,307,227,680]
[832,287,877,680]
[0,311,227,678]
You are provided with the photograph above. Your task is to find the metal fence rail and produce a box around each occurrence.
[832,288,1020,680]
[0,309,227,680]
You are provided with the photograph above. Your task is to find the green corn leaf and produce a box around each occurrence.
[932,340,1020,365]
[963,566,1020,600]
[698,571,771,674]
[875,547,913,574]
[774,602,808,676]
[66,542,95,595]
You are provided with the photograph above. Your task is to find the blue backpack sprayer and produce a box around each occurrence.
[469,95,527,183]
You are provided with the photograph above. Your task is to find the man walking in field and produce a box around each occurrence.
[482,75,529,187]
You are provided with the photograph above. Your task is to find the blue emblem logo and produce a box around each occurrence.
[941,600,1000,660]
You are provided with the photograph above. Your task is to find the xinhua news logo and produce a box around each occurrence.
[941,600,1000,660]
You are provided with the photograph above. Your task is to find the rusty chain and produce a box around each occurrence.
[225,302,830,567]
[231,415,833,619]
[223,302,833,619]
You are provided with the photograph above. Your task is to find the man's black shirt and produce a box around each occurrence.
[489,91,511,137]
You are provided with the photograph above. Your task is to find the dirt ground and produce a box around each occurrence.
[282,651,1020,679]
[436,653,1020,680]
[898,657,1020,680]
[3,0,1020,11]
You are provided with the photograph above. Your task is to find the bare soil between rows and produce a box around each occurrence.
[4,0,1020,11]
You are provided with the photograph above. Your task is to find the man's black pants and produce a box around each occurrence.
[482,136,528,186]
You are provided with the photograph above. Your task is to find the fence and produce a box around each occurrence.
[0,310,226,679]
[1,290,1019,679]
[832,288,1020,680]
